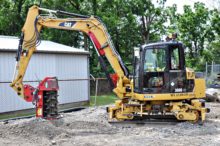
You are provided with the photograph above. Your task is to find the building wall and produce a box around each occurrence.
[0,52,89,113]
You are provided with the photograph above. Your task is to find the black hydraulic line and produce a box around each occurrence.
[34,17,41,47]
[94,16,129,77]
[98,56,115,90]
[57,10,90,18]
[22,17,41,49]
[16,33,24,61]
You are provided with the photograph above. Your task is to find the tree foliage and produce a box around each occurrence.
[0,0,219,75]
[167,2,219,71]
[129,0,167,43]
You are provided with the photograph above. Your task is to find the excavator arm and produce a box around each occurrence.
[10,5,132,102]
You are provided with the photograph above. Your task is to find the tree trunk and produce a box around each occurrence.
[141,16,146,43]
[141,16,150,44]
[92,0,97,15]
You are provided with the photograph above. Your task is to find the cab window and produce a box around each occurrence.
[144,48,166,72]
[170,47,180,70]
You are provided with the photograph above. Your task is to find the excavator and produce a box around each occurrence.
[11,5,209,123]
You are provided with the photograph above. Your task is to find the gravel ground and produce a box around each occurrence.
[0,103,220,146]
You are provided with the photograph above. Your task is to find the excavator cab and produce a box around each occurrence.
[134,41,194,94]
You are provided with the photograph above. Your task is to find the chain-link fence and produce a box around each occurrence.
[205,62,220,86]
[90,78,112,96]
[89,77,113,106]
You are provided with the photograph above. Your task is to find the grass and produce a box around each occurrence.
[90,94,118,106]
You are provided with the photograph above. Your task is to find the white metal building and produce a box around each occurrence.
[0,36,90,113]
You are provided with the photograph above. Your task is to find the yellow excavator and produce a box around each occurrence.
[11,5,209,123]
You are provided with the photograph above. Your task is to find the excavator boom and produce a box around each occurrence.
[10,6,131,100]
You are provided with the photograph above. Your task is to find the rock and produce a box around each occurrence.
[3,121,8,124]
[0,104,219,146]
[206,88,220,102]
[51,140,56,145]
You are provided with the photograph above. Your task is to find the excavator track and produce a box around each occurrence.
[108,115,181,125]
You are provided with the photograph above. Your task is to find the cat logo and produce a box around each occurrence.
[59,21,76,27]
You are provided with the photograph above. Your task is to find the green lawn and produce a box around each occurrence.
[90,94,118,106]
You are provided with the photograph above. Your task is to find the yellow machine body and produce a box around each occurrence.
[10,6,209,123]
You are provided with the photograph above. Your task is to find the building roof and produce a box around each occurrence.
[0,35,89,55]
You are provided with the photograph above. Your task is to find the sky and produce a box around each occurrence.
[154,0,215,13]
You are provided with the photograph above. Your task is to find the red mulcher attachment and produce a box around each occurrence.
[23,77,59,119]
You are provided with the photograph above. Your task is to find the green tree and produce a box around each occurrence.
[179,3,214,57]
[0,0,27,35]
[167,2,216,70]
[209,9,220,64]
[129,0,167,43]
[166,4,178,34]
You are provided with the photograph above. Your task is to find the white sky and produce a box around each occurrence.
[154,0,215,13]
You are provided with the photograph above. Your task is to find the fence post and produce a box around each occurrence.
[205,62,208,78]
[211,61,214,76]
[95,78,98,106]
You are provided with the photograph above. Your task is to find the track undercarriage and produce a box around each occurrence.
[108,99,210,123]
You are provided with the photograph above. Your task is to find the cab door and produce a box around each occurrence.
[167,44,188,93]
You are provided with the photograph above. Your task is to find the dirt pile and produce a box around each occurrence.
[0,103,220,146]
